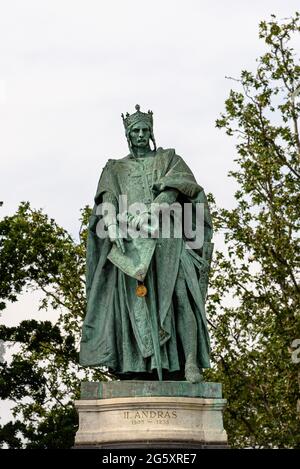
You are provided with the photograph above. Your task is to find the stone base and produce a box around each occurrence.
[74,381,227,448]
[74,442,228,449]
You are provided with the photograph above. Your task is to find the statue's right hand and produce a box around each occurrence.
[107,224,125,254]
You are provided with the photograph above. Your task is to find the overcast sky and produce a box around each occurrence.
[0,0,299,420]
[1,0,299,234]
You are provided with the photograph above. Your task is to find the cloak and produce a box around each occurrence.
[79,148,213,374]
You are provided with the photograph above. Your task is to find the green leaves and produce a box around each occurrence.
[208,12,300,448]
[0,204,109,448]
[0,357,46,402]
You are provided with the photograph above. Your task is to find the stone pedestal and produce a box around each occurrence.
[74,381,228,448]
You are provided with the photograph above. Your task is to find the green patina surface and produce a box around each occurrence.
[80,381,222,399]
[79,105,214,384]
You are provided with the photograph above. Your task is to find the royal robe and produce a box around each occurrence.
[79,147,213,377]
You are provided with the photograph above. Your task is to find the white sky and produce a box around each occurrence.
[1,0,299,234]
[0,0,299,422]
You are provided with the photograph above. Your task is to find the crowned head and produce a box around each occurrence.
[122,104,156,154]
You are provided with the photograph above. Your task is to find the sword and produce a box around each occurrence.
[140,275,163,382]
[149,305,163,381]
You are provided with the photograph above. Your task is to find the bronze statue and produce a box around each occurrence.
[80,105,213,383]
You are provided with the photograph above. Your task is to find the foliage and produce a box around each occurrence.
[0,203,110,448]
[205,12,300,447]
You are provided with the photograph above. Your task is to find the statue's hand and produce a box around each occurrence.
[135,212,151,230]
[107,223,125,254]
[131,212,158,237]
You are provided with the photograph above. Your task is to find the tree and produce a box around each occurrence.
[0,203,110,448]
[205,12,300,447]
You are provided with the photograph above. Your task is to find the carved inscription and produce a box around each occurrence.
[123,409,177,425]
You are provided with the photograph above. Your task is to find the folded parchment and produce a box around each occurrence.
[107,236,157,281]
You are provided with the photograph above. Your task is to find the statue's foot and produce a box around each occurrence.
[185,356,203,383]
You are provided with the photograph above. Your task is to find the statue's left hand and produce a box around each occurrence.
[135,212,151,230]
[132,212,158,236]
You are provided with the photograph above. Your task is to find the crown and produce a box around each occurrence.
[121,104,153,131]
